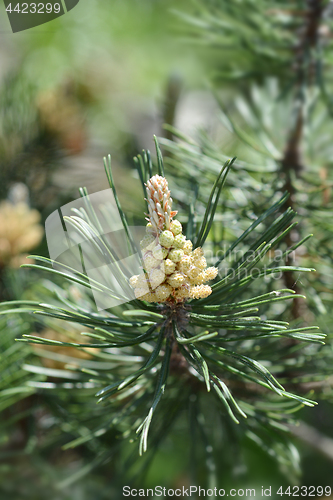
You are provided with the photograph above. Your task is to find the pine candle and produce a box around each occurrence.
[130,175,218,303]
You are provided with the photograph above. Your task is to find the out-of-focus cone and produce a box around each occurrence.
[0,200,43,268]
[37,83,87,154]
[34,328,95,370]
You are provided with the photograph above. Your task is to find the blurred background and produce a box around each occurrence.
[1,0,333,498]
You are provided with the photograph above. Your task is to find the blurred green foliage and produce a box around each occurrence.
[1,0,333,498]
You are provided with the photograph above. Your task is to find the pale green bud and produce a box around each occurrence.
[140,233,156,251]
[179,255,192,273]
[143,253,159,272]
[152,245,168,260]
[167,272,185,288]
[183,240,193,255]
[170,220,182,236]
[149,268,165,288]
[169,249,184,263]
[129,275,139,287]
[164,258,176,275]
[159,230,175,248]
[155,284,172,301]
[173,234,186,249]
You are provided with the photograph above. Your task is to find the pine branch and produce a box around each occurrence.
[281,0,325,319]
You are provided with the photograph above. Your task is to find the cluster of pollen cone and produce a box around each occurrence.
[129,175,218,303]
